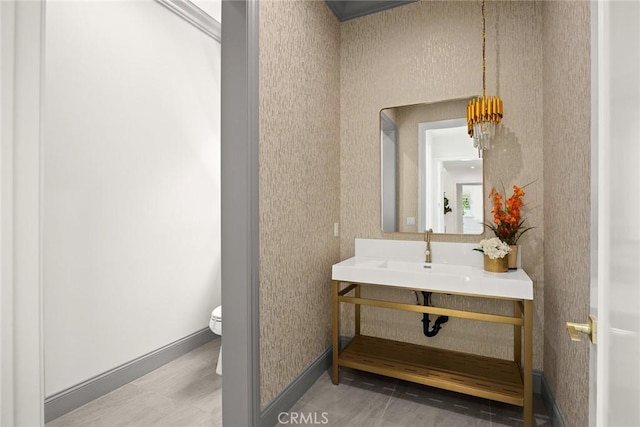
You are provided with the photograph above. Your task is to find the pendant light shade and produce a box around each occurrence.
[467,0,503,154]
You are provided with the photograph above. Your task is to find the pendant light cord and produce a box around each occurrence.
[482,0,486,98]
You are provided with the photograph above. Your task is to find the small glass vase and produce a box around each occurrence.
[483,254,508,273]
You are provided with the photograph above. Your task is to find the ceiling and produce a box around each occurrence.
[325,0,418,22]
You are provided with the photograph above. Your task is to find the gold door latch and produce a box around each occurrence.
[566,314,597,344]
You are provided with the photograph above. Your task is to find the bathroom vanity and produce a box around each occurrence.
[331,239,534,427]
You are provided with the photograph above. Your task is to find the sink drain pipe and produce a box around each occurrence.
[420,291,449,337]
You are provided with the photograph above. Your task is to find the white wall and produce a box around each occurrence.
[43,1,221,396]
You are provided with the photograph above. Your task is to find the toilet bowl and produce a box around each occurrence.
[209,305,222,335]
[209,305,222,375]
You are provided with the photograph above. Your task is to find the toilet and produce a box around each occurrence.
[209,305,222,375]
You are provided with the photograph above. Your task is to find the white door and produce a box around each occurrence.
[587,1,640,425]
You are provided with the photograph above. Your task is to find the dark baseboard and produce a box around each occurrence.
[44,328,216,423]
[540,374,568,427]
[260,346,332,427]
[533,370,542,395]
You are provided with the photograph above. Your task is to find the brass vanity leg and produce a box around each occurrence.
[355,284,361,336]
[523,300,533,427]
[514,300,522,363]
[332,280,340,385]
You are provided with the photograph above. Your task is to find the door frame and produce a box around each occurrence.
[220,0,261,426]
[1,0,45,425]
[589,1,601,425]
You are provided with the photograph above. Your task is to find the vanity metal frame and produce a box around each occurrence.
[331,281,533,427]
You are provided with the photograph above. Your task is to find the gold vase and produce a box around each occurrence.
[483,254,508,273]
[508,245,518,270]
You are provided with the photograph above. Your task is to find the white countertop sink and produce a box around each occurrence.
[332,256,533,300]
[381,260,473,275]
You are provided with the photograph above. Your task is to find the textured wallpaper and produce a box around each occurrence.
[542,1,591,426]
[259,2,590,421]
[340,1,545,369]
[258,0,341,408]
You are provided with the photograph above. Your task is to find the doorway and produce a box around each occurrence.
[42,0,222,422]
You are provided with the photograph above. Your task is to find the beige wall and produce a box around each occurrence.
[258,0,341,408]
[542,1,591,426]
[340,1,544,369]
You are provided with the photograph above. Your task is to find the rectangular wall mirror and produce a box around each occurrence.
[381,98,484,234]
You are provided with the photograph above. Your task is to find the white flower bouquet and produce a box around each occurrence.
[475,237,511,260]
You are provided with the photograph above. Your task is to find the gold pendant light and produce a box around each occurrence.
[467,0,503,154]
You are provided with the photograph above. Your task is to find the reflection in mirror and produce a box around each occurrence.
[381,113,398,232]
[419,119,483,234]
[380,98,484,234]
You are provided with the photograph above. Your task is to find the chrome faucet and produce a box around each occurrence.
[424,228,433,263]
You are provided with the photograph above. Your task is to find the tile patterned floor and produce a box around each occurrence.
[47,340,551,427]
[46,339,222,427]
[281,368,552,427]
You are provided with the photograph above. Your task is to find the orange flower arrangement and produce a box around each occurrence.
[486,184,534,245]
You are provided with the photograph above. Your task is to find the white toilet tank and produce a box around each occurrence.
[209,305,222,335]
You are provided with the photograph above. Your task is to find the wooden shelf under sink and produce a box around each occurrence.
[338,335,524,406]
